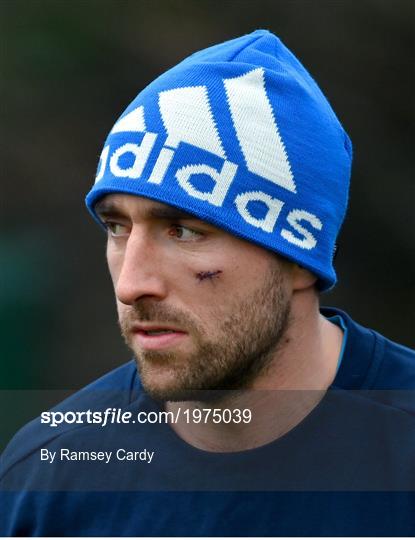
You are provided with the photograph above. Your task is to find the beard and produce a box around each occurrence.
[119,261,291,403]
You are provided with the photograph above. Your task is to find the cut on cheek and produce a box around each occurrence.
[195,270,223,282]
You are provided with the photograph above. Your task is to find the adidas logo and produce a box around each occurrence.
[95,68,323,250]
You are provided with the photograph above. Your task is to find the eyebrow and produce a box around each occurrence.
[94,199,198,222]
[94,200,126,221]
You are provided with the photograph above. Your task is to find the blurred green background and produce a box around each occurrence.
[1,0,414,443]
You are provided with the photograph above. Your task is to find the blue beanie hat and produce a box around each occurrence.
[86,29,352,290]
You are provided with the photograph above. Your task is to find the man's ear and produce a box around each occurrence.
[291,264,318,291]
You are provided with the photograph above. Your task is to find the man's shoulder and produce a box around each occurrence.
[323,306,415,388]
[323,307,415,417]
[1,360,139,478]
[365,327,415,415]
[373,329,415,387]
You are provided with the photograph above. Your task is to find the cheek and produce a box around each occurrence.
[116,299,130,322]
[116,298,124,312]
[106,246,123,284]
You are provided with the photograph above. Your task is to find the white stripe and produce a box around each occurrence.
[224,68,296,193]
[159,86,226,158]
[111,106,146,134]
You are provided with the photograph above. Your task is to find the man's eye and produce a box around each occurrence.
[169,225,202,241]
[105,222,129,237]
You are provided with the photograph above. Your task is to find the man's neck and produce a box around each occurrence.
[166,292,343,452]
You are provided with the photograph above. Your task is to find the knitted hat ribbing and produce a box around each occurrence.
[86,29,352,290]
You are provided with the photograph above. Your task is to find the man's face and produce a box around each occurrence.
[96,194,293,401]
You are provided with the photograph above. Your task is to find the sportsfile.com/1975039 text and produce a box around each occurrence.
[40,407,252,428]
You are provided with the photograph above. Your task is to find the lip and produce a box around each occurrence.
[131,324,188,351]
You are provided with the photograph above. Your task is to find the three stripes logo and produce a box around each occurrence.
[95,68,323,250]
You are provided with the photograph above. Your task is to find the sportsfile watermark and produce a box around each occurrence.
[1,389,415,492]
[40,407,253,427]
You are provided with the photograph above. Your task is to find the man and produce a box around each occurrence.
[1,29,414,536]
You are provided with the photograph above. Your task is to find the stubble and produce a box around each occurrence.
[119,262,290,402]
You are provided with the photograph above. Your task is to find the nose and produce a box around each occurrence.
[111,227,168,305]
